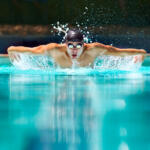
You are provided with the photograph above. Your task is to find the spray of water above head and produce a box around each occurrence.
[50,7,96,44]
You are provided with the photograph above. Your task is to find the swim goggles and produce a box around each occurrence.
[67,43,83,49]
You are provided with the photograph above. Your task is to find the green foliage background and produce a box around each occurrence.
[0,0,150,26]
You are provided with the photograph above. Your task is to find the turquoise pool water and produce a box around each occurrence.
[0,57,150,150]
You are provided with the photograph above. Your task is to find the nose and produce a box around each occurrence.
[72,49,78,54]
[72,48,78,52]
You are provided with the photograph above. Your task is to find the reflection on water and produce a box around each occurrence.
[0,73,150,150]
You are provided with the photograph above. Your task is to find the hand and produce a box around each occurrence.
[133,55,144,63]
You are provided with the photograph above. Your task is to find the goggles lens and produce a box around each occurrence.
[68,43,82,49]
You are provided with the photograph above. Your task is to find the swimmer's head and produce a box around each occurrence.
[65,29,84,42]
[65,29,84,59]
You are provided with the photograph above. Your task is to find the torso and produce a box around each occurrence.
[46,43,99,68]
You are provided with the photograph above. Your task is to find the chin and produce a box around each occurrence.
[72,56,77,59]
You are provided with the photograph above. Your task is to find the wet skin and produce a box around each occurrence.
[7,42,147,68]
[66,42,84,59]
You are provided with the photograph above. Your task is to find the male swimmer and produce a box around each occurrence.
[8,29,147,68]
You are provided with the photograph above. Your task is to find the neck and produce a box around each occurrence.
[72,59,79,68]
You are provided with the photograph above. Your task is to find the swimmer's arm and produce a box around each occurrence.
[7,45,45,62]
[93,42,147,56]
[0,54,8,57]
[7,43,66,55]
[7,43,57,54]
[7,43,67,63]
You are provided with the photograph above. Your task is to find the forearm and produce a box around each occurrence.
[7,43,63,54]
[8,46,33,53]
[7,45,47,54]
[105,47,146,56]
[114,47,146,55]
[97,43,147,56]
[0,54,8,57]
[91,42,146,57]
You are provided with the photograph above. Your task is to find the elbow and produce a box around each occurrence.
[141,49,147,54]
[7,46,15,53]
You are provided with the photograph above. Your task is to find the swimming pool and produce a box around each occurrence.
[0,56,150,150]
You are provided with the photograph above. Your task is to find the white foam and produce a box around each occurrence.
[9,52,142,71]
[94,55,142,71]
[10,52,55,70]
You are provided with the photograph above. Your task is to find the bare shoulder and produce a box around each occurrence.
[79,43,104,63]
[46,43,67,52]
[83,42,107,57]
[46,43,71,67]
[45,43,68,61]
[84,42,106,50]
[45,43,67,57]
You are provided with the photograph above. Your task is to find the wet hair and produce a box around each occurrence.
[65,29,84,42]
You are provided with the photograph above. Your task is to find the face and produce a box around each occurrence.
[66,42,84,59]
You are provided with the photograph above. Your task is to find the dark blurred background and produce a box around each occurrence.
[0,0,150,53]
[0,0,150,26]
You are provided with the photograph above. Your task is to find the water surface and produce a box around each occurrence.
[0,57,150,150]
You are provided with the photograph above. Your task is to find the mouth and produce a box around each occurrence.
[72,54,77,59]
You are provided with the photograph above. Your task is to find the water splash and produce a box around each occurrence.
[94,55,142,70]
[51,13,94,43]
[7,6,143,72]
[9,52,55,70]
[51,22,93,43]
[50,4,117,43]
[9,51,142,71]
